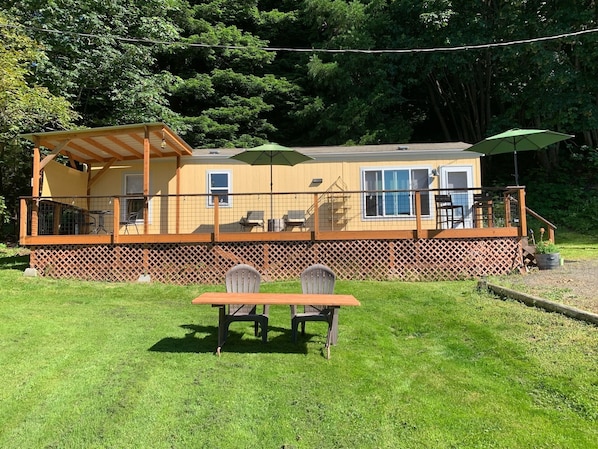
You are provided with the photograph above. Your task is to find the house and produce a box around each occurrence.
[19,123,532,283]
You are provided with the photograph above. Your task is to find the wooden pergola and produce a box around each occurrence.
[20,122,194,236]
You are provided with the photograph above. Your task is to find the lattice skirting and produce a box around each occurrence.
[29,238,522,284]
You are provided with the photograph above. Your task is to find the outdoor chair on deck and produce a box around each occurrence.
[222,264,268,346]
[239,210,264,231]
[472,192,494,228]
[81,214,96,234]
[291,264,336,356]
[120,210,140,234]
[435,194,464,229]
[284,210,306,231]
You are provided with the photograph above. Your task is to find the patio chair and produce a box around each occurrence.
[435,194,464,229]
[120,210,140,234]
[239,210,264,231]
[291,264,336,355]
[284,210,306,231]
[472,192,494,228]
[223,264,269,344]
[80,214,96,234]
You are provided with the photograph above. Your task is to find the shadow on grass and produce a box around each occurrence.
[148,324,310,355]
[0,254,29,271]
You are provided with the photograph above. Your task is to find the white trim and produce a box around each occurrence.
[206,170,232,207]
[439,165,474,228]
[360,165,434,220]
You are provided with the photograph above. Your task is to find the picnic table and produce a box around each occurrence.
[192,292,360,357]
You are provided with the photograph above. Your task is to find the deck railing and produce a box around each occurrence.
[19,186,529,245]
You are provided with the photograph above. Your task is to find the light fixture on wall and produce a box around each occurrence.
[431,169,439,177]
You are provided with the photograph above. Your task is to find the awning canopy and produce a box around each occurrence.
[20,122,193,164]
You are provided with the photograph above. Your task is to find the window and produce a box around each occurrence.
[123,174,144,220]
[207,171,231,206]
[362,168,431,218]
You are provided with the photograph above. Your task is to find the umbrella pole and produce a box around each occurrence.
[513,150,519,185]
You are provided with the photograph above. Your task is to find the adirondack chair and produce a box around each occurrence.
[291,264,336,352]
[222,264,268,344]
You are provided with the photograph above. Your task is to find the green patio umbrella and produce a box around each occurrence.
[465,128,574,185]
[230,143,313,221]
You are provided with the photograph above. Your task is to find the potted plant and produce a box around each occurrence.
[533,227,561,270]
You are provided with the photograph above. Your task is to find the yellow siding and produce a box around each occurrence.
[86,154,481,233]
[42,160,88,199]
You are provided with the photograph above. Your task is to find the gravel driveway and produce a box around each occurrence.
[492,258,598,315]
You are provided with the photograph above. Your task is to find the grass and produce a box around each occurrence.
[557,231,598,261]
[1,252,597,449]
[2,239,598,448]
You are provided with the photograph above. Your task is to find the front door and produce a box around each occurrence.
[439,166,473,228]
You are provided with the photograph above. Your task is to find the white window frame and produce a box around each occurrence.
[207,170,232,207]
[361,166,433,219]
[122,173,149,222]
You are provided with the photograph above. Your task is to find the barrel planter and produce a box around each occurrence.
[536,253,560,270]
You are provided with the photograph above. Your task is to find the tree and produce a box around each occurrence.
[161,0,304,148]
[5,0,307,149]
[3,0,183,128]
[288,0,415,145]
[0,12,76,236]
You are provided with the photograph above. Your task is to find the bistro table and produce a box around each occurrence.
[192,292,361,357]
[89,210,111,234]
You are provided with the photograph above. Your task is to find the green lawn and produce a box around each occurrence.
[558,230,598,260]
[1,254,597,448]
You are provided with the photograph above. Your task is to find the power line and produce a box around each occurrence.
[2,22,598,54]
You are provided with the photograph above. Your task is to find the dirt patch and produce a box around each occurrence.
[492,258,598,315]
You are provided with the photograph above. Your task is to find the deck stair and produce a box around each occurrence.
[521,237,537,268]
[307,177,350,230]
[506,195,557,270]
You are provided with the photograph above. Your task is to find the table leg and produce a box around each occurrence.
[329,307,340,345]
[217,305,226,356]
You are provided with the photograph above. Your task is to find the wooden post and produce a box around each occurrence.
[313,193,319,239]
[143,246,149,276]
[143,126,150,234]
[31,141,40,236]
[19,198,28,244]
[517,187,527,238]
[414,190,423,239]
[176,155,181,234]
[112,197,120,243]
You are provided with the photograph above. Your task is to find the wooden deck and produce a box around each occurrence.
[19,186,545,283]
[20,187,531,245]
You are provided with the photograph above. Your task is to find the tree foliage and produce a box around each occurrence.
[3,0,183,128]
[0,12,76,231]
[4,0,598,233]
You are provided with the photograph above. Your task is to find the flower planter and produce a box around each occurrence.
[536,253,560,270]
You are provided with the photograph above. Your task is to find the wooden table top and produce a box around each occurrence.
[192,292,360,307]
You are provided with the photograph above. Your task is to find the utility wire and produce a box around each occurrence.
[2,22,598,54]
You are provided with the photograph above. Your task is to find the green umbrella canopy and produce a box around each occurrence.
[230,143,313,221]
[466,128,574,184]
[230,143,313,166]
[466,128,574,156]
